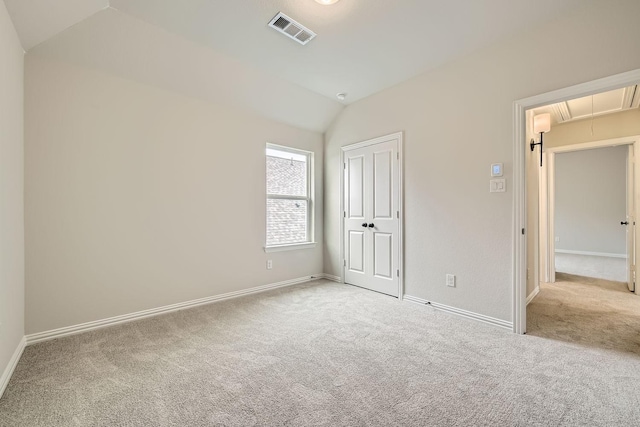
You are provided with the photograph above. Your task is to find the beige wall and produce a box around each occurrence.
[545,109,640,149]
[25,56,324,334]
[0,0,25,388]
[324,0,640,322]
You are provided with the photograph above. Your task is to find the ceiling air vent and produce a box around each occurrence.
[268,12,317,45]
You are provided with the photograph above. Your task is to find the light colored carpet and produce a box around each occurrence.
[555,252,627,282]
[527,272,640,354]
[1,279,640,426]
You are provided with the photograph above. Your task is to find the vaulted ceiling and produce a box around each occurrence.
[4,0,590,132]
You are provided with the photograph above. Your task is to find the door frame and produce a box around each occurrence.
[540,136,640,284]
[339,132,404,299]
[513,68,640,334]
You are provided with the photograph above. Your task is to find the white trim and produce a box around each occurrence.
[546,136,640,154]
[544,136,640,283]
[25,275,321,346]
[513,68,640,335]
[0,336,26,399]
[403,295,513,330]
[526,286,540,306]
[555,249,627,259]
[264,242,316,252]
[539,152,551,283]
[340,132,404,299]
[548,153,557,283]
[321,273,343,282]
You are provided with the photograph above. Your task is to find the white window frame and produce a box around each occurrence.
[264,143,315,252]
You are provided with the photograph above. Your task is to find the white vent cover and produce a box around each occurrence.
[268,12,316,45]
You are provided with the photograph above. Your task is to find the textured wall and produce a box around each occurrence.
[0,0,24,390]
[324,0,640,322]
[25,56,324,334]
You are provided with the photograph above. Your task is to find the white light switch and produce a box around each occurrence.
[490,179,506,193]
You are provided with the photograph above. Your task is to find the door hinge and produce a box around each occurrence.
[344,163,346,169]
[522,228,525,235]
[397,269,400,277]
[397,211,399,219]
[344,211,346,218]
[344,259,347,266]
[397,153,399,160]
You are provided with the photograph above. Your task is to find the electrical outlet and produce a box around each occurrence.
[267,260,273,270]
[446,274,456,287]
[555,236,560,242]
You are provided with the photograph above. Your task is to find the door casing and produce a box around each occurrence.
[540,137,640,287]
[513,69,640,334]
[340,132,404,299]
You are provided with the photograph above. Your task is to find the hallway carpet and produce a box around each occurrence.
[1,280,640,426]
[527,272,640,354]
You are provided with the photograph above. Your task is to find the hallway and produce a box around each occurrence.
[527,273,640,354]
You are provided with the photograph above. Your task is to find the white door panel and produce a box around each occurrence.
[348,231,365,273]
[344,137,400,297]
[348,156,365,219]
[374,232,393,279]
[374,150,393,219]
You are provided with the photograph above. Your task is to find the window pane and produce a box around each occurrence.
[266,153,307,197]
[267,199,308,245]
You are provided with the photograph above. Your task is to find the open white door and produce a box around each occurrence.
[626,145,636,291]
[343,134,401,297]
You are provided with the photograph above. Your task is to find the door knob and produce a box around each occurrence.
[621,221,629,225]
[368,223,375,228]
[362,223,368,227]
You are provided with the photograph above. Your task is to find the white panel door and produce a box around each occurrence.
[344,137,399,297]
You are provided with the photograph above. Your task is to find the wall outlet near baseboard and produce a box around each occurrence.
[446,274,456,287]
[555,236,560,242]
[267,260,273,270]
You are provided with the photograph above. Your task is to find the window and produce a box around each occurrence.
[265,144,314,251]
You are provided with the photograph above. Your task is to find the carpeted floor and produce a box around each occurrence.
[1,279,640,426]
[527,272,640,354]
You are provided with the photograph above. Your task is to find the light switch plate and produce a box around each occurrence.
[446,274,456,287]
[490,179,506,193]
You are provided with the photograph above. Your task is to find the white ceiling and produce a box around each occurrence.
[532,86,640,126]
[4,0,108,50]
[4,0,590,131]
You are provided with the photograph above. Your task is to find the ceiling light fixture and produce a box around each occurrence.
[315,0,340,5]
[336,93,347,100]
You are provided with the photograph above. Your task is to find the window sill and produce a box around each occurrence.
[264,242,316,253]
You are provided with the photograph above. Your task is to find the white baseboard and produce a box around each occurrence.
[0,336,26,399]
[526,286,540,306]
[320,274,342,283]
[403,295,513,330]
[26,275,322,346]
[555,249,626,259]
